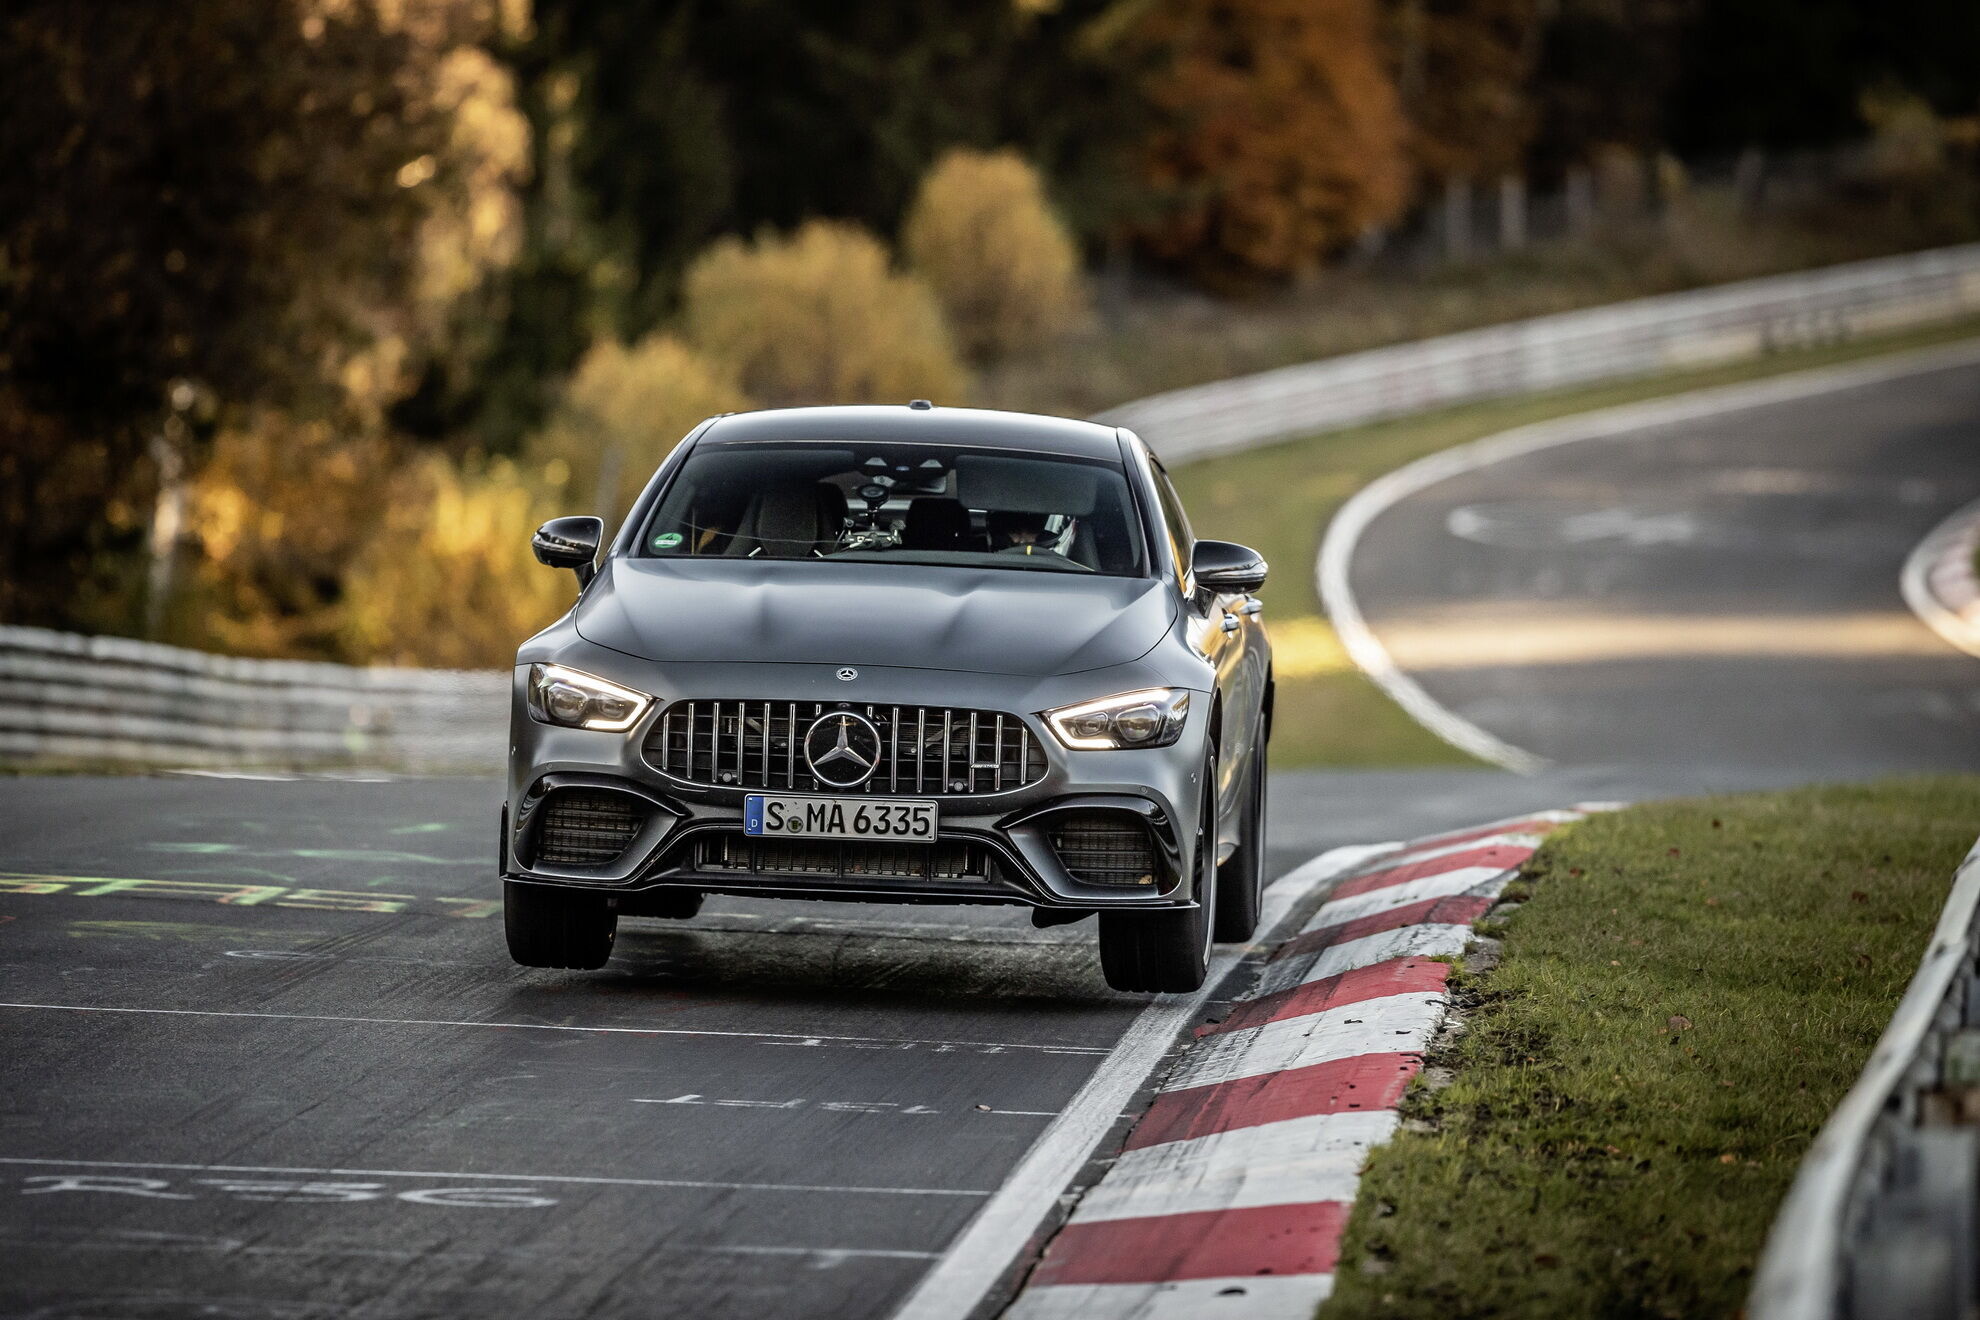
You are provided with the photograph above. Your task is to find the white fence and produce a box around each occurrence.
[0,625,508,771]
[7,242,1980,771]
[1100,243,1980,461]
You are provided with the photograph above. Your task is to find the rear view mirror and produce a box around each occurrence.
[1191,539,1268,593]
[532,516,604,587]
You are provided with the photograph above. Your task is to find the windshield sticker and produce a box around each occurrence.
[653,531,684,549]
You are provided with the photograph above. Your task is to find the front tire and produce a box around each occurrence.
[1099,762,1217,993]
[1214,733,1266,942]
[505,880,617,969]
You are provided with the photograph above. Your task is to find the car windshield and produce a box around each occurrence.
[635,442,1148,576]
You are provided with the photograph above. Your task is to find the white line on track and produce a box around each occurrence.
[887,842,1395,1320]
[0,1002,1109,1056]
[0,1156,986,1198]
[1317,336,1980,772]
[1900,493,1980,659]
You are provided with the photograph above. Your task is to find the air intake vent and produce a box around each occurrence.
[644,701,1046,795]
[537,789,644,867]
[1048,811,1158,886]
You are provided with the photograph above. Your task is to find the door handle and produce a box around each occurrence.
[1221,612,1240,634]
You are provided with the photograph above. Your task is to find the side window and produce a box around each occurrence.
[1150,458,1194,582]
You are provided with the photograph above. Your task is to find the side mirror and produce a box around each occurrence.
[1191,539,1268,594]
[532,516,604,587]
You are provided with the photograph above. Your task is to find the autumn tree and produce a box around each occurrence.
[682,221,966,406]
[0,0,528,640]
[903,149,1090,362]
[1123,0,1410,283]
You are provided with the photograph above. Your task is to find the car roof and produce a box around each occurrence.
[694,404,1127,461]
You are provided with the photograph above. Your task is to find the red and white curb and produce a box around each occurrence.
[1005,807,1598,1320]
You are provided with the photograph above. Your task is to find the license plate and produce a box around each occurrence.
[744,794,938,842]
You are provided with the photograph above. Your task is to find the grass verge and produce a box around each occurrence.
[1165,316,1980,769]
[1325,777,1980,1319]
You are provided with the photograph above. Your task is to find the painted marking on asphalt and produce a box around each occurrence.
[1125,1053,1424,1152]
[1270,894,1495,963]
[1006,1273,1334,1320]
[0,873,500,918]
[0,1002,1110,1056]
[1203,959,1452,1038]
[1027,1200,1349,1286]
[1068,1111,1398,1224]
[1160,992,1446,1093]
[1256,925,1474,999]
[635,1094,941,1114]
[1309,864,1516,926]
[1325,842,1534,901]
[0,1157,989,1198]
[15,1174,556,1208]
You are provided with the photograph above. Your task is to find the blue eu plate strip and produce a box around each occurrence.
[743,795,765,836]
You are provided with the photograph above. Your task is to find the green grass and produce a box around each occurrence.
[1324,778,1980,1320]
[1166,316,1980,769]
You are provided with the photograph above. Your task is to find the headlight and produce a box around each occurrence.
[526,663,653,732]
[1043,688,1191,750]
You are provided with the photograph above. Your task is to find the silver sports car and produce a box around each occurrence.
[503,402,1272,992]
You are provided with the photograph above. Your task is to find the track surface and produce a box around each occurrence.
[1346,356,1980,779]
[3,356,1978,1320]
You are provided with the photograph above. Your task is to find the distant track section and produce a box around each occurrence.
[1098,244,1980,461]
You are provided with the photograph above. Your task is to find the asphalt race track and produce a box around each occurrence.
[3,355,1979,1320]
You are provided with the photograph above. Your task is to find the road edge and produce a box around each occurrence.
[887,842,1398,1320]
[1315,337,1980,773]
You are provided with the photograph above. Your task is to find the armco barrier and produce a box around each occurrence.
[0,624,508,771]
[1098,243,1980,461]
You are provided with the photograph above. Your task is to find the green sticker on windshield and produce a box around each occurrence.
[653,532,684,550]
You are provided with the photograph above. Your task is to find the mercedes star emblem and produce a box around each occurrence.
[836,667,858,682]
[804,710,881,788]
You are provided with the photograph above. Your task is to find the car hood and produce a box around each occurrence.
[575,558,1177,677]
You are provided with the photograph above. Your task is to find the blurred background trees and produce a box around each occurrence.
[4,0,1979,666]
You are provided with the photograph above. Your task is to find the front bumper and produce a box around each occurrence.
[502,652,1211,911]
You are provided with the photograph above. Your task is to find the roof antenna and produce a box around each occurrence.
[907,399,934,410]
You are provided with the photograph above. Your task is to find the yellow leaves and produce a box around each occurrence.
[682,220,966,408]
[528,335,752,526]
[902,149,1089,361]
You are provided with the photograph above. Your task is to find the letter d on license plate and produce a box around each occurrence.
[744,794,938,841]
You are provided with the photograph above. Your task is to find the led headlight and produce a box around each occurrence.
[1043,688,1191,750]
[526,663,653,732]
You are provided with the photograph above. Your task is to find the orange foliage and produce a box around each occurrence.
[1129,0,1410,282]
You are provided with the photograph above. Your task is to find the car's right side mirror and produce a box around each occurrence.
[1191,539,1268,594]
[532,516,605,587]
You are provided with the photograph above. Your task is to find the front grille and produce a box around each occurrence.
[644,700,1047,795]
[689,832,991,882]
[536,789,644,867]
[1048,811,1159,886]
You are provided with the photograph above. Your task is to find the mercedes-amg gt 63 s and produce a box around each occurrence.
[503,402,1272,992]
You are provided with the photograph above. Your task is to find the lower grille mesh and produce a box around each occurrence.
[1048,811,1158,886]
[537,790,644,867]
[690,833,989,883]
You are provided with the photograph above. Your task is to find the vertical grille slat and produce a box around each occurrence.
[645,701,1046,795]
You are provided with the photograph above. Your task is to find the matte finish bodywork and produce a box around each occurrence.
[506,404,1274,916]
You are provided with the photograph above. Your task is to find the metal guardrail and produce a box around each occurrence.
[1099,243,1980,461]
[0,624,508,771]
[1751,837,1980,1320]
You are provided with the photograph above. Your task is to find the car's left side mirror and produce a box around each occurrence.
[532,516,605,587]
[1191,539,1268,594]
